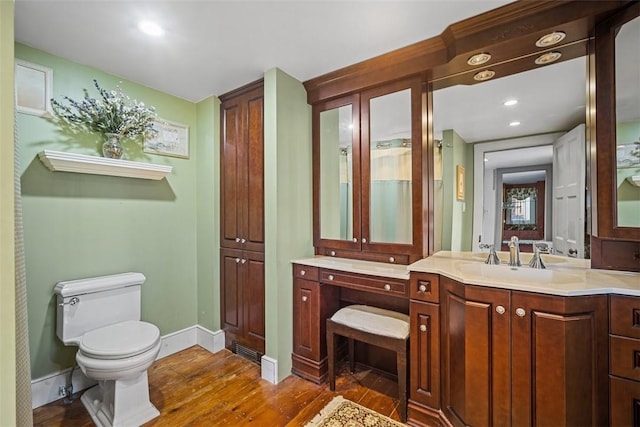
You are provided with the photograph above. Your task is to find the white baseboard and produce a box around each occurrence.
[32,325,224,409]
[261,355,278,384]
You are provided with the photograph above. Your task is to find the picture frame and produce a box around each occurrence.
[617,142,640,168]
[456,165,465,201]
[144,119,190,159]
[15,60,53,117]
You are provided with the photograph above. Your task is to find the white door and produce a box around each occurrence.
[552,124,585,258]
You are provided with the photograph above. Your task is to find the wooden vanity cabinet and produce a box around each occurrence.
[436,277,608,427]
[609,295,640,426]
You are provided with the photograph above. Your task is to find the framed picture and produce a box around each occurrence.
[617,143,640,168]
[15,60,53,117]
[456,165,465,201]
[144,119,189,159]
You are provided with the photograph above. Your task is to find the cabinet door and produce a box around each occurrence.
[610,376,640,427]
[244,89,265,253]
[221,98,245,249]
[511,292,608,427]
[293,278,321,360]
[242,250,265,354]
[409,300,440,410]
[440,278,511,427]
[220,248,244,348]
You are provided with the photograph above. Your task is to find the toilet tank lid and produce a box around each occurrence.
[54,272,146,297]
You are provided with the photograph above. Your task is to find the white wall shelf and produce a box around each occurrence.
[38,150,172,180]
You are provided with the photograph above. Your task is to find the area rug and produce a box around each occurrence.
[305,395,405,426]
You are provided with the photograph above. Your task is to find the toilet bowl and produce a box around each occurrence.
[54,273,161,427]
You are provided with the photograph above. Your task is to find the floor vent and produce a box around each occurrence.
[233,342,262,365]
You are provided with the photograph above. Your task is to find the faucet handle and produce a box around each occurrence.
[483,244,501,265]
[528,246,547,269]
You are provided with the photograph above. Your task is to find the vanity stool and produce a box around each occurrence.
[326,305,410,422]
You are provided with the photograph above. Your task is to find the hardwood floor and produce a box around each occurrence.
[33,346,404,426]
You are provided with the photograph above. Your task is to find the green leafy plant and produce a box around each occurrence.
[51,79,158,140]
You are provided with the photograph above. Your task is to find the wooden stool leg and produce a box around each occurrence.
[397,345,407,422]
[327,322,336,391]
[348,338,355,373]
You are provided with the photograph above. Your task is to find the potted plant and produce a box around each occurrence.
[51,79,158,159]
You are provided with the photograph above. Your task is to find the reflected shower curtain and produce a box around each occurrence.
[15,113,33,425]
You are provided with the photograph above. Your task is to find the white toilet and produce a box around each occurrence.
[55,272,161,427]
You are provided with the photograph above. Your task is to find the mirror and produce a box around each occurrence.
[319,104,354,241]
[615,15,640,228]
[433,56,589,258]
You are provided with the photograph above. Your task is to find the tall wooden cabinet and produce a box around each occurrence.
[220,80,265,358]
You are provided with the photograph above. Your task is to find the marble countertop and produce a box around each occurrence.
[408,251,640,297]
[292,252,639,297]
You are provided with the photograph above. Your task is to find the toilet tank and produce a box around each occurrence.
[54,272,146,345]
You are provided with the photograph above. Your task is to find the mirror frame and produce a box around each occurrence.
[592,2,640,271]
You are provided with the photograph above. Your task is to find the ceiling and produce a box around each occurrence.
[14,0,512,102]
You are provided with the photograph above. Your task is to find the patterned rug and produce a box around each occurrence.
[305,396,405,426]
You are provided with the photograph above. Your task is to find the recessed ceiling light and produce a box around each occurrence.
[535,51,562,65]
[467,52,492,66]
[535,31,566,47]
[504,99,518,107]
[473,70,495,81]
[138,20,164,37]
[509,121,521,127]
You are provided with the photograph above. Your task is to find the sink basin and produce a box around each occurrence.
[456,262,580,285]
[471,252,568,264]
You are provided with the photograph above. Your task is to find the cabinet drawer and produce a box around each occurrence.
[410,273,440,303]
[293,264,319,281]
[610,376,640,427]
[611,335,640,381]
[320,269,408,298]
[611,295,640,339]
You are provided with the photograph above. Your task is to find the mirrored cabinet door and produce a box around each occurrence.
[314,95,361,249]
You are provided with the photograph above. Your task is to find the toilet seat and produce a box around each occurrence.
[79,320,160,360]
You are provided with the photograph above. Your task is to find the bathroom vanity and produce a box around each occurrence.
[291,254,640,426]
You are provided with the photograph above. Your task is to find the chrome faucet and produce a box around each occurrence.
[480,243,501,265]
[528,245,547,269]
[508,236,521,267]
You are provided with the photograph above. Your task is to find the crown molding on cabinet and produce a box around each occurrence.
[38,150,172,180]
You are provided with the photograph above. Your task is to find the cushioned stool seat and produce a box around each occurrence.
[326,305,409,422]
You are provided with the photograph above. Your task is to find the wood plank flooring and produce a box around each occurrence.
[33,345,404,426]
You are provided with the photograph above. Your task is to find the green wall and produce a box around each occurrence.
[1,2,17,424]
[441,129,474,251]
[15,44,205,379]
[264,68,313,381]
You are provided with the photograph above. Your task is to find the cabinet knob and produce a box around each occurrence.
[235,238,241,243]
[418,284,427,293]
[496,305,506,315]
[384,284,391,291]
[353,238,358,243]
[362,238,367,243]
[420,324,427,332]
[235,258,241,263]
[302,296,308,302]
[241,259,247,264]
[515,307,526,317]
[389,257,395,263]
[328,274,334,281]
[330,251,336,256]
[241,238,246,244]
[300,269,306,276]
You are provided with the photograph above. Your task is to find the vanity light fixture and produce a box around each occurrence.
[535,51,562,65]
[138,20,164,37]
[503,99,518,107]
[509,121,521,127]
[467,52,492,66]
[535,31,566,47]
[473,69,495,81]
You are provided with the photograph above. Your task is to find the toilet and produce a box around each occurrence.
[54,272,161,427]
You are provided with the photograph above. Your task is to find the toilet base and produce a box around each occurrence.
[80,373,159,427]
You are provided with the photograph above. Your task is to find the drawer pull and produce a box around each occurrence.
[235,258,241,263]
[241,238,246,244]
[328,274,334,281]
[389,257,395,263]
[418,284,428,293]
[241,259,247,264]
[515,308,526,317]
[353,238,358,243]
[300,269,306,276]
[362,238,367,243]
[330,251,336,256]
[235,237,241,243]
[496,305,506,315]
[384,284,391,291]
[302,296,308,302]
[420,324,427,332]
